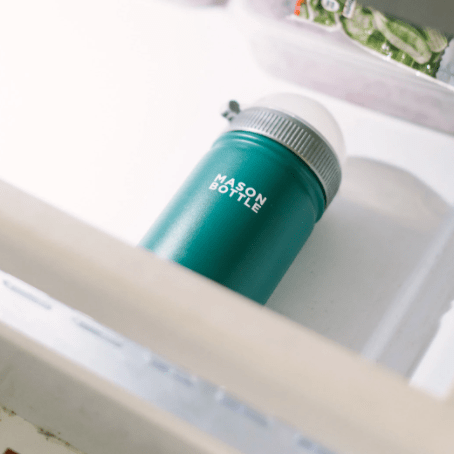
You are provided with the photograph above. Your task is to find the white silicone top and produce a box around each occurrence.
[252,93,346,164]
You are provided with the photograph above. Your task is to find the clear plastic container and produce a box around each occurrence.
[229,0,454,134]
[266,154,454,377]
[169,0,227,6]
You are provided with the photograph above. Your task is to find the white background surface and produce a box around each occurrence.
[1,0,454,246]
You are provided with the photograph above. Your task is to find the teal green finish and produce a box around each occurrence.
[140,131,326,305]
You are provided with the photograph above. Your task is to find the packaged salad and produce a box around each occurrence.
[231,0,454,134]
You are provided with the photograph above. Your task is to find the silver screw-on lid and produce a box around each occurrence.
[221,98,343,209]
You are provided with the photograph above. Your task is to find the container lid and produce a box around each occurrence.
[222,94,344,208]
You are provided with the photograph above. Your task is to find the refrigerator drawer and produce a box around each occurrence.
[1,178,454,454]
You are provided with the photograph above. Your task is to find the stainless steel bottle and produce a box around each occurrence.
[140,94,344,304]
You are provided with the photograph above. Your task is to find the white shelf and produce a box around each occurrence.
[1,177,454,454]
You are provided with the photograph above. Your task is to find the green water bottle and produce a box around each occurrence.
[140,94,344,304]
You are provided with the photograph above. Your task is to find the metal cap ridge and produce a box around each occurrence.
[223,105,342,209]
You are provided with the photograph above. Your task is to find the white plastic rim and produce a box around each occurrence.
[411,300,454,398]
[252,93,346,165]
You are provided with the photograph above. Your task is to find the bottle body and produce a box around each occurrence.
[140,131,325,304]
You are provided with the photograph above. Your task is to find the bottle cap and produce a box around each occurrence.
[222,94,343,208]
